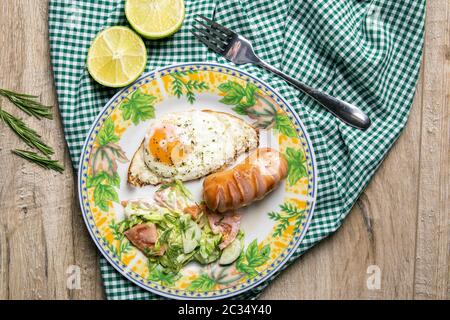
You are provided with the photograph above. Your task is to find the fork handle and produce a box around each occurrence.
[257,61,371,130]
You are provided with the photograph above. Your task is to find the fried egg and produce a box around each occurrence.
[128,110,259,186]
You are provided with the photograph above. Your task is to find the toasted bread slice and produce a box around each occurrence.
[128,142,158,187]
[127,110,259,187]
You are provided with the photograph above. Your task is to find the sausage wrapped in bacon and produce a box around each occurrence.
[203,148,288,213]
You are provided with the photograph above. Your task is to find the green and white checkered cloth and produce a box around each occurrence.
[49,0,425,300]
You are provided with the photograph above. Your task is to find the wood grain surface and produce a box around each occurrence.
[0,0,448,300]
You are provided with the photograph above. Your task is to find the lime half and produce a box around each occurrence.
[87,26,147,88]
[125,0,185,39]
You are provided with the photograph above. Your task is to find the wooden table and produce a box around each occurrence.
[0,1,448,300]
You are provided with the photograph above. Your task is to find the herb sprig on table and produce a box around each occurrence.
[0,88,64,173]
[0,89,53,120]
[0,108,54,156]
[12,150,64,173]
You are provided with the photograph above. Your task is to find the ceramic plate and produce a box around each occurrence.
[78,63,317,299]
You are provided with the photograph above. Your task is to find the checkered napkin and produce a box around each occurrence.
[49,0,425,300]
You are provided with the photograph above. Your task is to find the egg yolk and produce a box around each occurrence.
[148,126,185,165]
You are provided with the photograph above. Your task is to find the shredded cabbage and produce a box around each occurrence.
[119,180,244,276]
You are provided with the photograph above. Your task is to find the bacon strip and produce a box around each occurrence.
[206,210,241,249]
[183,205,203,220]
[124,223,158,252]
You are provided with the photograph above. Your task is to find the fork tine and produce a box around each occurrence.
[197,15,234,37]
[192,25,229,48]
[191,31,225,55]
[194,18,230,42]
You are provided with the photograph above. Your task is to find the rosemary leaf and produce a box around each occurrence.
[12,149,64,173]
[0,88,53,120]
[0,108,54,156]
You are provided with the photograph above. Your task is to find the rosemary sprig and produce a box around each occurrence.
[0,108,54,156]
[12,150,64,174]
[0,88,53,120]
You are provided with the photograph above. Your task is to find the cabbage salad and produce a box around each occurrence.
[118,180,244,276]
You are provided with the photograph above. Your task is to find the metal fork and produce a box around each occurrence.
[192,15,371,131]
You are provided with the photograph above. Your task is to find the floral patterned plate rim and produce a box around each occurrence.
[78,62,317,300]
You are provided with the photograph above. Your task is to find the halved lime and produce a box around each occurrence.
[125,0,185,40]
[87,26,147,88]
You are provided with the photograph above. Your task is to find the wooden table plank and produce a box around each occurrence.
[0,0,448,300]
[413,0,450,300]
[0,0,103,300]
